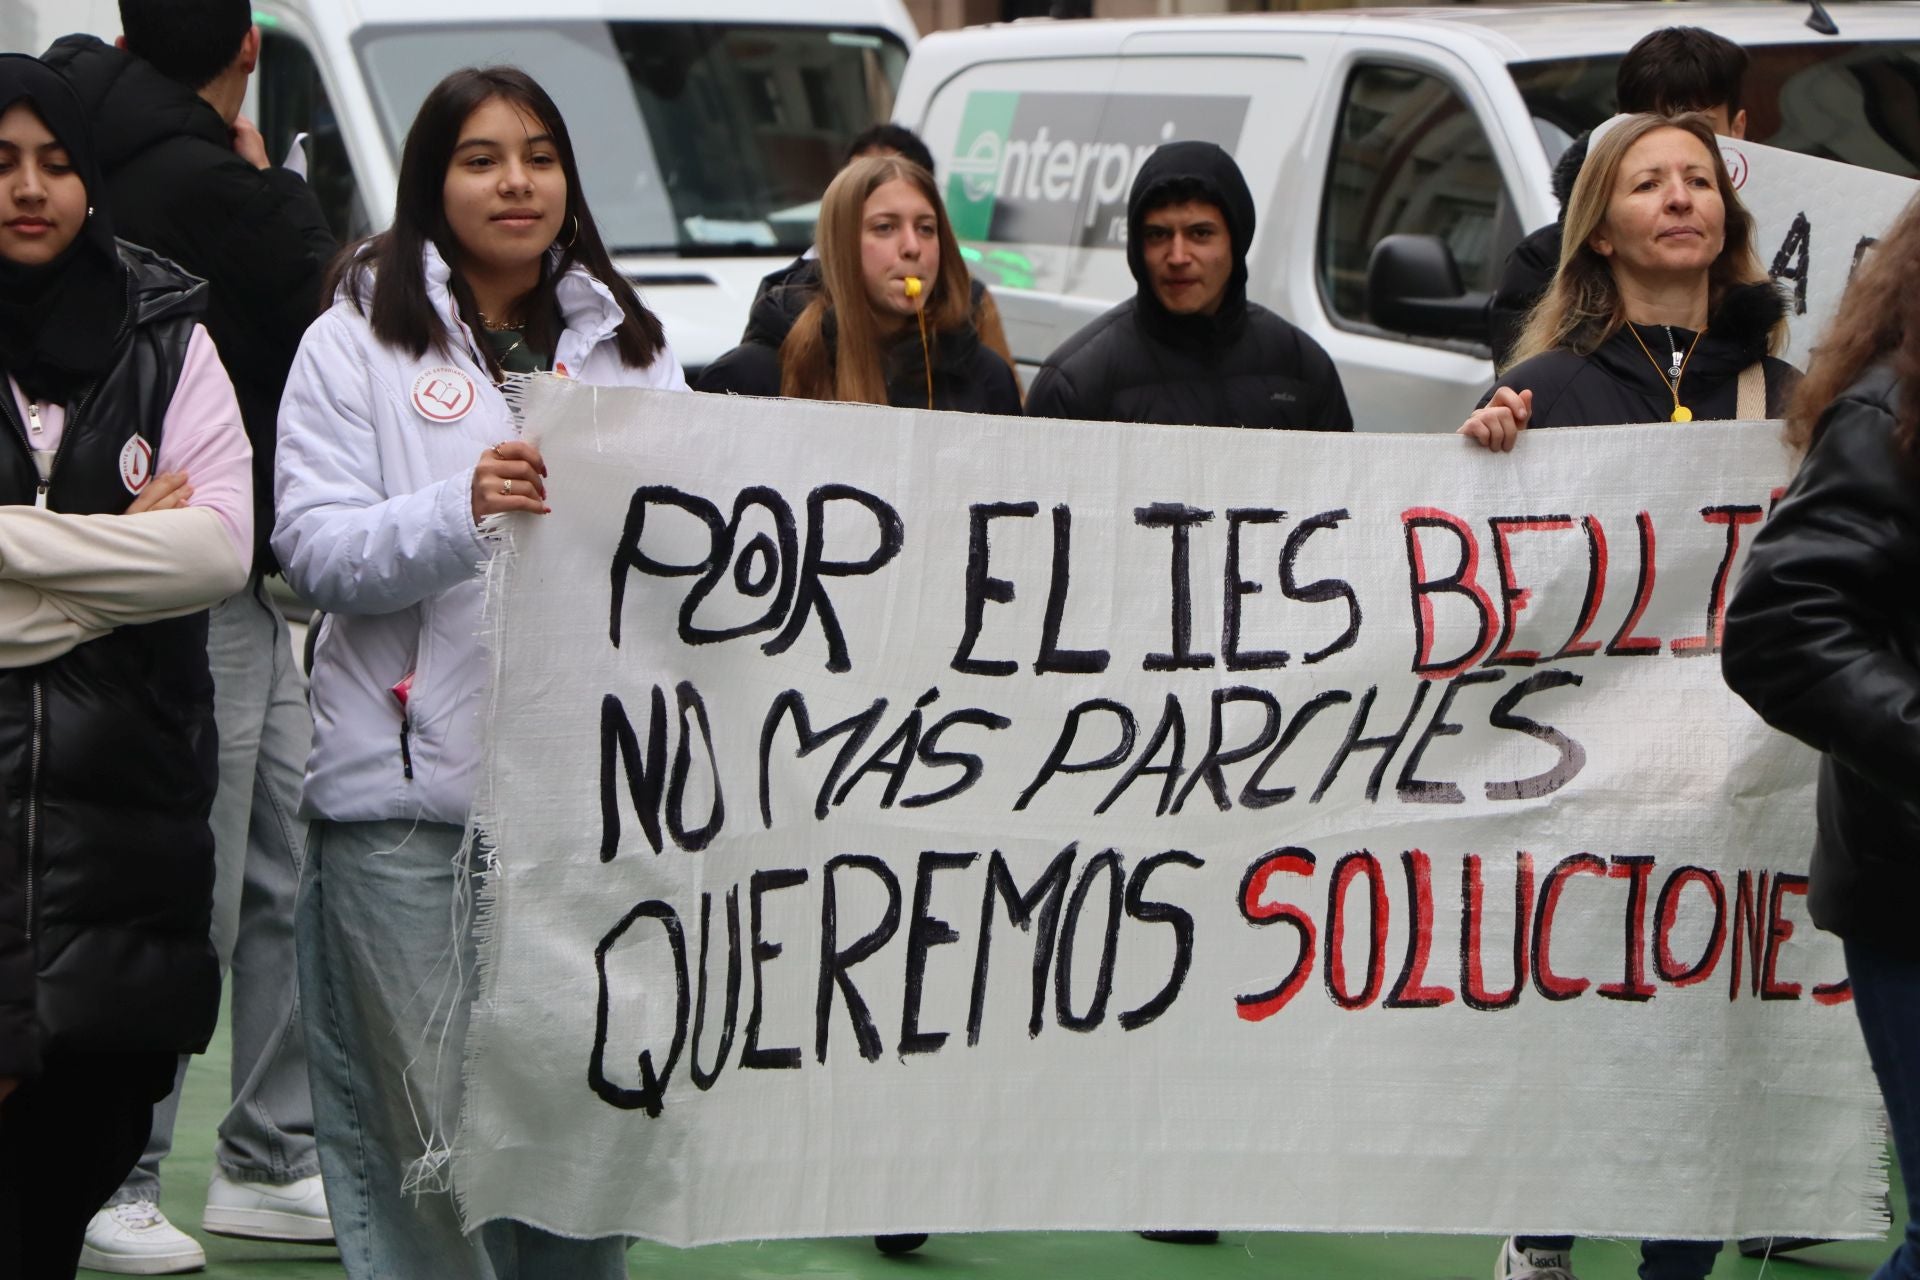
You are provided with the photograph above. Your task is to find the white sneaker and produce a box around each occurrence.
[200,1171,334,1243]
[78,1201,206,1275]
[1495,1237,1580,1280]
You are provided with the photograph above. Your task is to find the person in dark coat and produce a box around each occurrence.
[1722,192,1920,1280]
[1489,26,1749,369]
[42,1,336,1265]
[45,15,336,577]
[1023,140,1350,432]
[699,154,1020,416]
[1461,113,1794,455]
[0,54,253,1279]
[1026,138,1349,1249]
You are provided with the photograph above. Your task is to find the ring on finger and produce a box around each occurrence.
[503,479,514,496]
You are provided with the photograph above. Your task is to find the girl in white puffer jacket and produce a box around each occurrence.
[272,66,684,1280]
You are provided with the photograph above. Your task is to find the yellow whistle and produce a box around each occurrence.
[903,276,922,298]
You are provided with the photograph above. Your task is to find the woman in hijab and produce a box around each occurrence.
[0,53,252,1280]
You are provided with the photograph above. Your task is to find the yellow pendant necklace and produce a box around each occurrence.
[1625,321,1704,422]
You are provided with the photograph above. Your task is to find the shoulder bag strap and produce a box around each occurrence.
[1736,361,1767,420]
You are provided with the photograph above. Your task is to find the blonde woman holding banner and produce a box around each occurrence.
[1459,112,1796,453]
[1458,110,1801,1280]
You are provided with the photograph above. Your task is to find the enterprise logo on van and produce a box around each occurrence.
[947,91,1249,249]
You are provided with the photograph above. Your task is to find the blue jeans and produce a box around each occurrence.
[298,819,626,1280]
[1846,938,1920,1280]
[1516,1237,1723,1279]
[114,580,317,1202]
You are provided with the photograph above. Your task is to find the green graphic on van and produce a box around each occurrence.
[947,92,1019,242]
[946,91,1249,250]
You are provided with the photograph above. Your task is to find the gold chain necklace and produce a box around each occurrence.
[1625,322,1705,422]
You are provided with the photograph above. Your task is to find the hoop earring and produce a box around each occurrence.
[563,214,580,251]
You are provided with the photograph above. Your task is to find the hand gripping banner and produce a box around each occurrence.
[455,382,1885,1246]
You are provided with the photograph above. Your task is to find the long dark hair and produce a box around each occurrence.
[1788,192,1920,455]
[323,66,665,375]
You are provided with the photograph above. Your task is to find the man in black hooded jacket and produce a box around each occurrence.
[1025,140,1351,433]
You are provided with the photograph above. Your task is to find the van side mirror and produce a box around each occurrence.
[1366,234,1491,344]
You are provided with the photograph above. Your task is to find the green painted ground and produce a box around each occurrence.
[120,1016,1904,1279]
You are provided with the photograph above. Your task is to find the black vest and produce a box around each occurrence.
[0,243,220,1058]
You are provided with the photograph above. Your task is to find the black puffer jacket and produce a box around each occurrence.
[1488,133,1590,370]
[0,246,222,1078]
[1723,362,1920,958]
[0,788,28,1079]
[1482,282,1798,426]
[1025,141,1351,432]
[44,35,337,576]
[697,269,1021,415]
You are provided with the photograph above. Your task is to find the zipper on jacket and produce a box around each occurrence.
[0,384,34,482]
[8,277,135,937]
[24,680,43,941]
[399,714,415,781]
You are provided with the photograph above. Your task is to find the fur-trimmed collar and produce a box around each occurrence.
[1573,279,1787,363]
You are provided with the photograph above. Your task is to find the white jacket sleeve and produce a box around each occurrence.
[0,506,246,666]
[0,581,106,666]
[273,311,490,616]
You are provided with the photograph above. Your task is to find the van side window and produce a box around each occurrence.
[258,31,369,241]
[1319,64,1515,330]
[1511,42,1920,178]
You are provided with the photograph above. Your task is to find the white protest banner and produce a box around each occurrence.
[1719,136,1917,369]
[455,384,1884,1247]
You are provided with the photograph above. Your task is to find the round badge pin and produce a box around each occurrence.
[411,367,477,423]
[119,434,153,495]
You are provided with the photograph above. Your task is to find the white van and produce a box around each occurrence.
[243,0,918,373]
[894,3,1920,431]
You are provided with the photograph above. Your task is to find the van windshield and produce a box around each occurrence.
[1510,40,1920,179]
[355,22,909,255]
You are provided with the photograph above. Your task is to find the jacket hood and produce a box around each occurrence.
[1125,141,1256,351]
[1551,131,1591,214]
[119,239,207,328]
[743,259,822,352]
[1586,280,1788,390]
[41,35,230,175]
